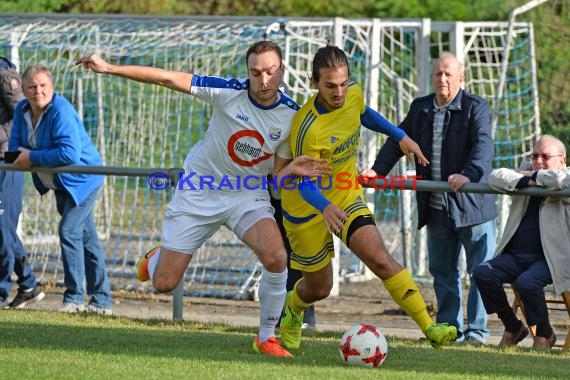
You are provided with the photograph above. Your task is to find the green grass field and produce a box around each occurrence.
[1,309,568,380]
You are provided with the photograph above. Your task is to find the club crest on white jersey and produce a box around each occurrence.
[268,126,282,141]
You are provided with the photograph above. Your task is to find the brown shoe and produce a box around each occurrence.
[532,333,557,351]
[499,324,529,346]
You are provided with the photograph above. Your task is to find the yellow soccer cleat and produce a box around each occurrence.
[279,291,304,349]
[424,322,458,349]
[136,242,161,282]
[252,335,293,358]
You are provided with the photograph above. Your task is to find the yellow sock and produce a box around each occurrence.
[288,279,313,315]
[383,268,434,332]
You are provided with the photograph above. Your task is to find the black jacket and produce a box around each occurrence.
[372,89,496,229]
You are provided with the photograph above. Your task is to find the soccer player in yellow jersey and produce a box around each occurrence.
[280,44,458,349]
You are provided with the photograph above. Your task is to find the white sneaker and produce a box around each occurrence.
[57,302,85,313]
[302,322,316,331]
[85,304,113,316]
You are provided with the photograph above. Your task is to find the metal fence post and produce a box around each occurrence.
[172,279,184,321]
[167,168,185,320]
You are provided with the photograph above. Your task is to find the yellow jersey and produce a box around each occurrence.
[282,82,365,219]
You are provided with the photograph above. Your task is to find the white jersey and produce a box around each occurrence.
[182,75,299,192]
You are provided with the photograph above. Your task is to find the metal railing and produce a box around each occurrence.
[2,162,569,320]
[4,163,569,198]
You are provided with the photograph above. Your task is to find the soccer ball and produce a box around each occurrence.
[338,324,388,368]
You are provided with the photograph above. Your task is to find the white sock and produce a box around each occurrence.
[148,248,160,282]
[257,267,287,342]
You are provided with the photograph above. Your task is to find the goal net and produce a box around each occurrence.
[0,15,538,298]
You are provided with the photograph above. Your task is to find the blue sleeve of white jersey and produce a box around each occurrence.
[298,178,331,213]
[191,75,246,89]
[190,75,248,105]
[360,106,405,141]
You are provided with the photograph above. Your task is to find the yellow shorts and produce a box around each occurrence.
[283,191,373,272]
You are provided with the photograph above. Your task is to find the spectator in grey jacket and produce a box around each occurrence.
[0,57,45,308]
[474,135,570,350]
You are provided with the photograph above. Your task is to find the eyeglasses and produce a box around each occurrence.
[530,153,562,161]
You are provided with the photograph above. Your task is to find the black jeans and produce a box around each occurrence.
[473,251,552,325]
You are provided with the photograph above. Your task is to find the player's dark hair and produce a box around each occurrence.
[311,43,350,82]
[246,40,283,67]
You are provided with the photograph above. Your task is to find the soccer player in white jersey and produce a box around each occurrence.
[76,41,331,358]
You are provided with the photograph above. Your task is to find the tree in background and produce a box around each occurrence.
[0,0,68,13]
[520,2,569,145]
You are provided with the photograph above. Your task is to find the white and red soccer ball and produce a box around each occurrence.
[338,324,388,368]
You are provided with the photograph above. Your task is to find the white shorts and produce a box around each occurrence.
[161,187,275,254]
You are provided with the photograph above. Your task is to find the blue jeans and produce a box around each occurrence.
[55,187,111,308]
[0,171,37,301]
[427,209,496,342]
[473,251,552,326]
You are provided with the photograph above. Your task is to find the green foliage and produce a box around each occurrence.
[0,0,68,12]
[60,0,193,14]
[518,2,570,146]
[0,0,193,14]
[366,0,522,20]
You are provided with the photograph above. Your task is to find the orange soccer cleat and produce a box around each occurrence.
[252,335,293,358]
[136,242,161,282]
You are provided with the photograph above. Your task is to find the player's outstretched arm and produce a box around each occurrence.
[75,53,193,94]
[360,107,428,166]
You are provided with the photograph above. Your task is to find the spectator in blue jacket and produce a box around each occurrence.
[362,52,497,345]
[0,57,45,309]
[9,64,112,315]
